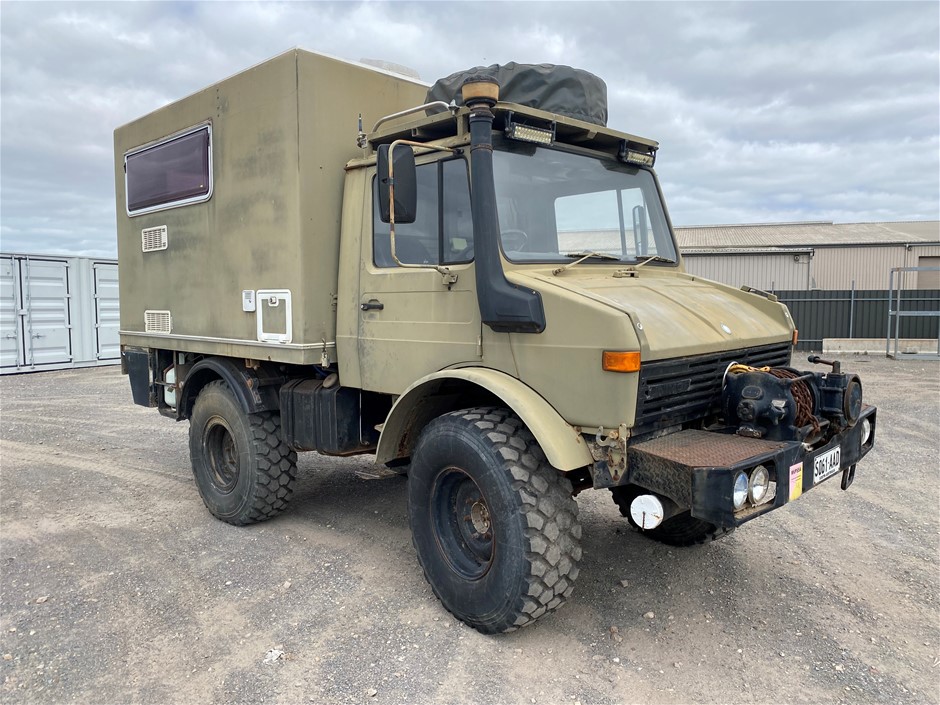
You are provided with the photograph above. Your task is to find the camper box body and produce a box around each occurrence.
[114,50,427,365]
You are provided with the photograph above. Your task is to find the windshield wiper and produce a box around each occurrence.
[632,255,676,268]
[563,251,621,260]
[553,251,621,276]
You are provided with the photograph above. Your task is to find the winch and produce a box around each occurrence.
[722,355,863,443]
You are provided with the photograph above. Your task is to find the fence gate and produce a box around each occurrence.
[887,266,940,360]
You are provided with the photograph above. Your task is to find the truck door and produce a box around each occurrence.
[358,158,481,393]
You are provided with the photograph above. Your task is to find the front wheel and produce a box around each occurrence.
[408,408,582,633]
[189,380,297,525]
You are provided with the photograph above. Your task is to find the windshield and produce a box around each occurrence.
[492,143,677,264]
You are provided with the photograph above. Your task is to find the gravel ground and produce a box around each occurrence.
[1,355,938,704]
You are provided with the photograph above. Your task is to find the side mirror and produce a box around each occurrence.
[377,144,417,224]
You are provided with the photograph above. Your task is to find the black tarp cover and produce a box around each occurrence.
[425,62,608,127]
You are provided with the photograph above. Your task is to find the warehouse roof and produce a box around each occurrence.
[675,220,940,252]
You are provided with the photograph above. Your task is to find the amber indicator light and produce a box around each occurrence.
[602,351,641,372]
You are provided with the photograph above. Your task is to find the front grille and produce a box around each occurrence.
[634,342,792,433]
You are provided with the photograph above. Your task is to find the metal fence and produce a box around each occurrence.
[773,289,940,352]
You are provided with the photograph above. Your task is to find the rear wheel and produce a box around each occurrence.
[610,485,734,547]
[189,380,297,525]
[408,408,582,633]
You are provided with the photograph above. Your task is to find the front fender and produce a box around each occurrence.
[376,368,594,471]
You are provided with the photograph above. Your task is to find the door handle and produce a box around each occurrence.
[361,300,384,311]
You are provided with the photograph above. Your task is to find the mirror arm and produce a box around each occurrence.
[386,139,459,272]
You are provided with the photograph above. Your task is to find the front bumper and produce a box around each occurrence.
[611,404,877,528]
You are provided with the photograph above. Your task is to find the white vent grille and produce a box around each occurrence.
[144,310,172,333]
[141,225,168,252]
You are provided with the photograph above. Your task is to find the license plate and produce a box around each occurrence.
[812,446,842,485]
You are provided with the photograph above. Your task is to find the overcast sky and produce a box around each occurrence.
[1,1,938,257]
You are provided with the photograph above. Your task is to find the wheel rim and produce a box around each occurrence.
[203,416,239,493]
[430,467,494,580]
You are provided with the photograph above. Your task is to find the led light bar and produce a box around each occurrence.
[622,149,655,167]
[505,122,554,145]
[618,140,657,167]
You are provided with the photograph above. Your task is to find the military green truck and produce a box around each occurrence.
[115,49,877,633]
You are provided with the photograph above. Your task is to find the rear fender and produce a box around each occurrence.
[177,357,281,419]
[376,368,593,471]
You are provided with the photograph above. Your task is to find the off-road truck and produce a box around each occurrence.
[115,49,877,633]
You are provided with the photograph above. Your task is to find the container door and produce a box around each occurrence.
[94,262,121,360]
[22,258,72,367]
[0,256,22,369]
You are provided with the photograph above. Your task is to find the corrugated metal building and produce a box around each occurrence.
[1,253,120,374]
[677,221,940,290]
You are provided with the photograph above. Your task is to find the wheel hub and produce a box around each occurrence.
[204,416,239,493]
[468,500,490,535]
[430,467,494,580]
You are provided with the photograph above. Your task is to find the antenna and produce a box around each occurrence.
[356,113,367,149]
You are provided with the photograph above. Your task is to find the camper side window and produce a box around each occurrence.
[372,158,473,268]
[125,125,212,215]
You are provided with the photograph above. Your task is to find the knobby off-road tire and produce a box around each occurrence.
[408,407,582,634]
[189,380,297,526]
[610,485,734,547]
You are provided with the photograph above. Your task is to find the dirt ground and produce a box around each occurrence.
[1,355,938,704]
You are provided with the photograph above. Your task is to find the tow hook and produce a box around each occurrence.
[593,424,629,482]
[841,463,856,490]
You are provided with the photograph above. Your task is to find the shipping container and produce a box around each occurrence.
[0,253,119,374]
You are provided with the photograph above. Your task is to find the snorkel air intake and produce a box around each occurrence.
[463,78,546,333]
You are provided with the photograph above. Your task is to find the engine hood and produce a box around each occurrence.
[516,269,794,360]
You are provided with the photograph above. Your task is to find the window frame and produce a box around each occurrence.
[371,155,473,269]
[125,122,214,217]
[491,139,679,267]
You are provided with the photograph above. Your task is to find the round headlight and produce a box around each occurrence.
[749,465,770,504]
[860,417,872,446]
[732,471,749,510]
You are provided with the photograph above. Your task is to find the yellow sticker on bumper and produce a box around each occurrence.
[789,462,803,500]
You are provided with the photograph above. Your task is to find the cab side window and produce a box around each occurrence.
[442,159,473,264]
[373,158,472,267]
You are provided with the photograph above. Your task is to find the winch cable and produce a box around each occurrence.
[767,368,821,436]
[725,363,821,436]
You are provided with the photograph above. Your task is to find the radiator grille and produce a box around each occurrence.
[141,225,168,252]
[144,310,172,333]
[634,342,792,433]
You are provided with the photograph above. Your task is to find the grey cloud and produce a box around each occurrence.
[1,0,937,258]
